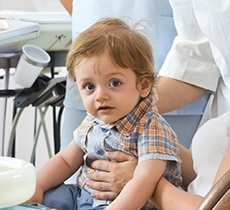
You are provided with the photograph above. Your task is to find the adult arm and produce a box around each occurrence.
[151,142,230,210]
[60,0,72,15]
[178,143,196,190]
[151,177,203,209]
[156,77,208,114]
[88,142,197,198]
[89,143,230,209]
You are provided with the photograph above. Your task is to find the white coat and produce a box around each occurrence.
[160,0,230,196]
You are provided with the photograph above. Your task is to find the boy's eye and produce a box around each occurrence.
[109,80,121,87]
[85,83,95,91]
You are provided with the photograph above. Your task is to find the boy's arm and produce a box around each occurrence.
[106,159,166,210]
[27,140,84,204]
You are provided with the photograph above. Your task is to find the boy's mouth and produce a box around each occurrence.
[98,106,113,112]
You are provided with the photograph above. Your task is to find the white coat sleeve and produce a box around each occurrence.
[159,0,219,92]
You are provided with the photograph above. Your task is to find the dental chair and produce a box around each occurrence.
[197,169,230,210]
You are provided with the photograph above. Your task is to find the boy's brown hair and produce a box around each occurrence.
[66,17,157,91]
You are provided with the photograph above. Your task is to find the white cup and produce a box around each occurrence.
[14,44,51,88]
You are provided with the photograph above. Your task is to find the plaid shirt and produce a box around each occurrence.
[74,94,182,209]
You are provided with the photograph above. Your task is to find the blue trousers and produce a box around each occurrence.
[43,184,106,210]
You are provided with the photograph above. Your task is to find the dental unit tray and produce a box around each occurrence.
[0,11,71,52]
[0,17,39,53]
[0,76,66,108]
[13,75,51,108]
[0,75,49,101]
[31,76,66,107]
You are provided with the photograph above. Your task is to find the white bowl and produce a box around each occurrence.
[0,157,36,208]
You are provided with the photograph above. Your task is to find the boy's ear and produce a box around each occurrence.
[138,78,152,98]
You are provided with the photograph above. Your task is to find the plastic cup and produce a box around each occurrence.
[14,44,51,88]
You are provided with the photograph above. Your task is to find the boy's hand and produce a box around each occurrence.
[25,185,44,205]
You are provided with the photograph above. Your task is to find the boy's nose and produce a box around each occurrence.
[95,88,110,102]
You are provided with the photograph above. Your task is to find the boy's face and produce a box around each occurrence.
[75,53,149,124]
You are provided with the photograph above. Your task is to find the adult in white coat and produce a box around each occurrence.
[152,0,230,206]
